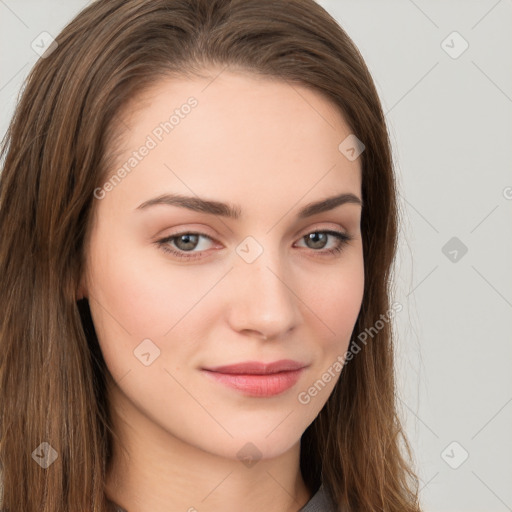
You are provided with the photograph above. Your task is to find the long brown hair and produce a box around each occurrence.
[0,1,421,510]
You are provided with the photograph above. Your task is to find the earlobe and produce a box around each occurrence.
[76,276,88,301]
[76,288,87,301]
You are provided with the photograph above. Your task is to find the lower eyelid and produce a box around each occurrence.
[158,229,350,258]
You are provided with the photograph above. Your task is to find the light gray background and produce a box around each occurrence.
[1,1,511,511]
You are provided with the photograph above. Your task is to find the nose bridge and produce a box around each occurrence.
[229,236,299,337]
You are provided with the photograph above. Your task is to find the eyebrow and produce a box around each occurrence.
[135,192,363,219]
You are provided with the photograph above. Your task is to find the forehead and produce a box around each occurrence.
[102,69,362,216]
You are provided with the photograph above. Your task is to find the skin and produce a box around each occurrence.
[79,68,364,512]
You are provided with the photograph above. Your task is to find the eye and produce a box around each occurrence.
[294,230,353,256]
[155,229,353,261]
[156,232,215,260]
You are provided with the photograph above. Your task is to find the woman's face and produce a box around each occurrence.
[82,69,364,461]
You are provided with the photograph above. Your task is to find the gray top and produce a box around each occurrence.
[111,482,338,511]
[299,483,338,512]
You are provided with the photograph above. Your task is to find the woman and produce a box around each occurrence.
[0,0,422,511]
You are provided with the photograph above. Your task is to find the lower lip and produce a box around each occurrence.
[201,368,305,397]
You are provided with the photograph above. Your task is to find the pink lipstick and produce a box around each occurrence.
[201,360,307,397]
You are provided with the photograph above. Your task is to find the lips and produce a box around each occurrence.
[202,359,307,375]
[201,359,308,397]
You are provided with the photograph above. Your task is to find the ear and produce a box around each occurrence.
[76,274,88,301]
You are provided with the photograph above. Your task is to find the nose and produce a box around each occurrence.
[226,245,301,340]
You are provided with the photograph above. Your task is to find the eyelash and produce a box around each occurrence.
[155,229,353,261]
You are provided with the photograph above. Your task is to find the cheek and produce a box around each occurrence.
[86,240,211,386]
[86,223,228,354]
[88,247,207,338]
[298,250,364,348]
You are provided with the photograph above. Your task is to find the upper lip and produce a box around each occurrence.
[202,359,307,375]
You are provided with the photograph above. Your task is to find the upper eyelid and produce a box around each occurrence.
[162,221,349,238]
[161,226,349,246]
